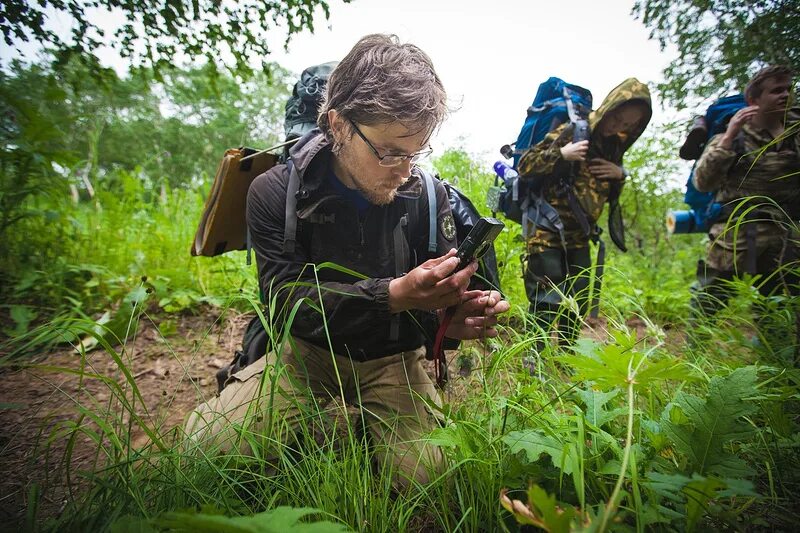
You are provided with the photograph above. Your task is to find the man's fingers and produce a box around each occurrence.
[421,256,460,285]
[464,315,499,327]
[420,248,457,269]
[434,260,477,291]
[460,289,485,302]
[490,299,511,315]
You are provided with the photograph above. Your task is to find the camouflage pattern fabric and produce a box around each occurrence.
[518,78,652,253]
[525,246,592,345]
[694,107,800,273]
[691,227,800,321]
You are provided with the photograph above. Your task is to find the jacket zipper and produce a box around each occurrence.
[357,206,366,246]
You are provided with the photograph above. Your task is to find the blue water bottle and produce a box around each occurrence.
[493,161,518,184]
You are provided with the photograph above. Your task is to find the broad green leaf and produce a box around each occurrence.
[500,487,580,531]
[661,366,759,476]
[562,340,693,390]
[645,472,756,533]
[504,430,578,474]
[527,484,578,533]
[576,388,626,427]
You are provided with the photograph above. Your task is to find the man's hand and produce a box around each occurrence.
[719,105,758,149]
[560,140,589,161]
[388,249,477,313]
[442,290,511,340]
[588,158,624,180]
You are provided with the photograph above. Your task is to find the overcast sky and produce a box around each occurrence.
[1,0,681,167]
[265,0,678,165]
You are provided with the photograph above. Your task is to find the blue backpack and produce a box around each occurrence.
[489,77,592,225]
[669,94,747,234]
[507,77,593,170]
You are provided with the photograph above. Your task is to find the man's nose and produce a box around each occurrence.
[394,158,413,178]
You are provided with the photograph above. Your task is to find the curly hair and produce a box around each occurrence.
[317,34,448,140]
[745,65,793,101]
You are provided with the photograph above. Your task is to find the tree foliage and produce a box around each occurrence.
[0,55,291,274]
[0,0,343,76]
[632,0,800,108]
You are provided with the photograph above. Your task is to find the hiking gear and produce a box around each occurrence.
[519,77,652,253]
[215,314,269,392]
[191,146,280,257]
[508,77,593,170]
[488,78,592,237]
[668,94,747,234]
[432,307,455,389]
[284,62,338,140]
[679,116,708,160]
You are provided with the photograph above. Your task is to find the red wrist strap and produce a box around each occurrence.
[433,307,456,389]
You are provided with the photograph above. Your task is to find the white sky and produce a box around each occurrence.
[1,0,681,166]
[265,0,678,165]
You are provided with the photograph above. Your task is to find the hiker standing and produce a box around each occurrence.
[517,79,652,352]
[690,65,800,353]
[185,34,509,490]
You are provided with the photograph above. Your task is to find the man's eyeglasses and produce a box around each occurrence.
[348,120,433,167]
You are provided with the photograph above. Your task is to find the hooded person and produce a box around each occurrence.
[516,78,652,355]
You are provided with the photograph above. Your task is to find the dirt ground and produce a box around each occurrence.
[0,310,644,529]
[0,310,249,528]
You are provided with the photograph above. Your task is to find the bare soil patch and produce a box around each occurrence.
[0,310,249,528]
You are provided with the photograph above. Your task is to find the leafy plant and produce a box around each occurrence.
[661,366,760,477]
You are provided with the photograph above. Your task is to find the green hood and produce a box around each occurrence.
[589,77,652,156]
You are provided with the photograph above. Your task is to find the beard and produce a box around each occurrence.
[360,186,398,206]
[334,144,404,206]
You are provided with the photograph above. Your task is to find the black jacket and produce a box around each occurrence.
[246,130,457,361]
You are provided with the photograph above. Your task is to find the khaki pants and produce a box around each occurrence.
[185,338,443,490]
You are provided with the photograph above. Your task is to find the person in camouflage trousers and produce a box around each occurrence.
[691,65,800,356]
[517,78,652,351]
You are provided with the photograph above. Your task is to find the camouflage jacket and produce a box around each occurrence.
[693,108,800,222]
[518,78,652,252]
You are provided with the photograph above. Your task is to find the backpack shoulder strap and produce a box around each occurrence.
[284,159,300,254]
[422,170,438,255]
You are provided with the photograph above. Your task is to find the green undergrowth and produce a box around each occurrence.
[8,273,799,532]
[2,148,799,531]
[1,169,257,358]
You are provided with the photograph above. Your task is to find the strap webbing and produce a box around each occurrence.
[590,238,605,319]
[389,215,409,341]
[433,307,455,389]
[422,171,437,254]
[284,160,300,254]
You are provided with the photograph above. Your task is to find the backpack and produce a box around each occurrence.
[668,94,747,234]
[503,77,593,170]
[191,62,338,258]
[488,77,593,239]
[284,62,338,142]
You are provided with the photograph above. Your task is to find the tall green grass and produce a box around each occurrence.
[14,264,799,532]
[4,151,800,531]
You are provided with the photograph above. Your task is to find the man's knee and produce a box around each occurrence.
[387,438,444,491]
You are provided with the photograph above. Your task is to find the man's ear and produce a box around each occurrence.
[328,109,345,140]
